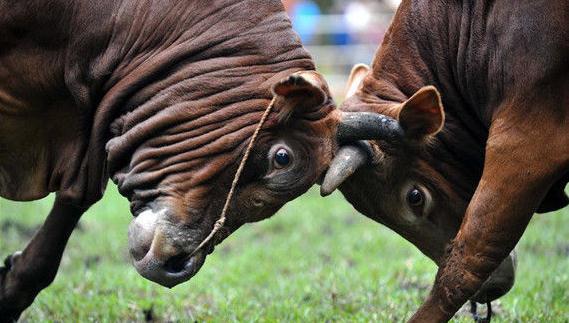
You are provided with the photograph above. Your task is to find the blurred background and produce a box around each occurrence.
[282,0,401,97]
[1,1,568,321]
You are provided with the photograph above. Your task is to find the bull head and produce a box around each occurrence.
[321,64,517,303]
[321,66,445,196]
[109,71,337,288]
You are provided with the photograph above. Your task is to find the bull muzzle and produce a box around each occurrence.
[128,209,208,288]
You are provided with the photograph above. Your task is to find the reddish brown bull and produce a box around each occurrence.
[0,0,340,320]
[322,0,569,321]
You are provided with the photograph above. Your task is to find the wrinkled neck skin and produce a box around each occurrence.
[340,0,504,262]
[1,0,314,210]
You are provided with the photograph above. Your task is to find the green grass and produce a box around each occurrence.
[1,185,568,322]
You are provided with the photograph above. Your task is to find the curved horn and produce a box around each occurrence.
[320,142,371,196]
[337,112,404,143]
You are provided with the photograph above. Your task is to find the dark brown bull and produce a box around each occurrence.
[0,0,340,320]
[322,0,569,321]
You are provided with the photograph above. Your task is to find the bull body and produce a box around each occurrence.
[324,0,569,321]
[0,0,337,319]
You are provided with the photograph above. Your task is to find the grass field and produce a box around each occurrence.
[1,184,568,322]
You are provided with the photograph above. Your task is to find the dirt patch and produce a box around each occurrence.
[84,255,101,268]
[320,223,335,235]
[398,279,429,292]
[319,252,332,264]
[555,244,569,256]
[0,219,39,239]
[343,214,357,226]
[219,244,233,256]
[456,300,504,321]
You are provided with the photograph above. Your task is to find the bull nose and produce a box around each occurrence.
[128,209,205,287]
[128,209,161,261]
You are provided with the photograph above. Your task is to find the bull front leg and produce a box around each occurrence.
[0,196,85,322]
[409,107,569,322]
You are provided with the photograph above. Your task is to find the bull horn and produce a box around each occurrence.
[337,112,404,143]
[320,142,371,196]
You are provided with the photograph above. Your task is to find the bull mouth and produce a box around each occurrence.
[127,208,226,288]
[128,205,239,288]
[133,248,208,288]
[131,231,226,288]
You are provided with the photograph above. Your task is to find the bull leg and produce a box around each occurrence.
[408,106,569,322]
[536,173,569,213]
[0,196,85,321]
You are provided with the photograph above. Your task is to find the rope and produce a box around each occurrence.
[189,97,276,257]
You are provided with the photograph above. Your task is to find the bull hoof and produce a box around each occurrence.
[0,251,24,323]
[3,251,22,271]
[0,307,22,323]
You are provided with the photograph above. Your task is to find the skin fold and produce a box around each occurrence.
[0,0,342,319]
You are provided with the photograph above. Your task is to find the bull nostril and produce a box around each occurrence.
[128,209,160,261]
[129,237,152,262]
[164,253,191,274]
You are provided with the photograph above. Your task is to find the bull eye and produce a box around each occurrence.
[407,187,424,207]
[252,197,264,208]
[274,148,291,168]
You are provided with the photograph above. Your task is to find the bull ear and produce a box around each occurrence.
[345,64,370,98]
[271,71,330,122]
[398,86,445,139]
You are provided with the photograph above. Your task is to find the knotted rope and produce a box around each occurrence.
[189,97,276,257]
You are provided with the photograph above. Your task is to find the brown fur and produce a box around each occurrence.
[338,0,569,321]
[0,0,338,319]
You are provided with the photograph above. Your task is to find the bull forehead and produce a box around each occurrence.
[340,91,471,209]
[99,1,323,200]
[0,0,320,207]
[107,0,310,80]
